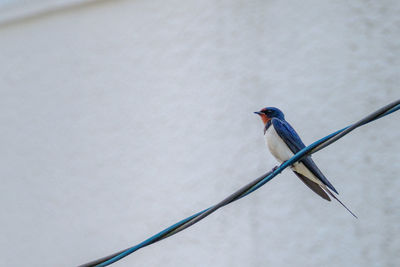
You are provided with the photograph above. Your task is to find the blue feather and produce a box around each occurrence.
[271,118,339,194]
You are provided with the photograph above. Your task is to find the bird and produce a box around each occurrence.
[254,107,357,218]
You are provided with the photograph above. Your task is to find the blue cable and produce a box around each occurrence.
[79,101,400,267]
[96,208,211,267]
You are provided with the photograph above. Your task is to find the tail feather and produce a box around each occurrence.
[301,157,339,194]
[294,172,331,201]
[325,188,358,219]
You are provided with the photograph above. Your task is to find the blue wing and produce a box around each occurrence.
[271,118,339,194]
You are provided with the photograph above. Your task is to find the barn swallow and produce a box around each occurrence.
[255,107,357,218]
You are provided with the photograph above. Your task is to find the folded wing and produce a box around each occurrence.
[271,118,338,194]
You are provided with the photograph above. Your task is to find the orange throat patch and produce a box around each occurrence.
[260,114,270,125]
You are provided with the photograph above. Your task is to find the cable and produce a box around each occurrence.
[78,99,400,267]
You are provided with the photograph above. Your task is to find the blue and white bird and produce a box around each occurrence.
[255,107,357,218]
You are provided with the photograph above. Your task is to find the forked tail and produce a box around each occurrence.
[326,189,358,219]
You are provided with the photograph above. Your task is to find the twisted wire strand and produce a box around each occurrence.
[79,99,400,267]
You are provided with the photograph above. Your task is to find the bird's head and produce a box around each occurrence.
[254,107,285,124]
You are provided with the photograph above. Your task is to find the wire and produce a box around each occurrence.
[78,99,400,267]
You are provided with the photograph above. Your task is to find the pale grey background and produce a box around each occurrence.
[0,0,399,266]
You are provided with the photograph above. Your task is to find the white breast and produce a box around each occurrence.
[264,125,324,186]
[264,125,294,163]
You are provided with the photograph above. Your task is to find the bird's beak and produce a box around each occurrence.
[254,111,262,115]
